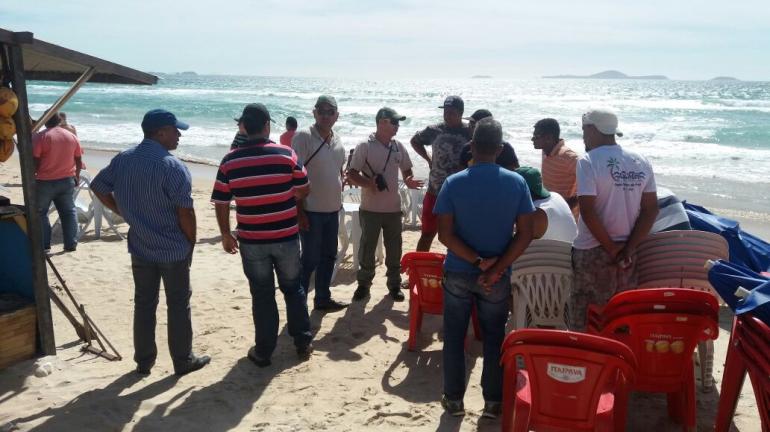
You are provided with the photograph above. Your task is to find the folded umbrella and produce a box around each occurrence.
[707,259,770,324]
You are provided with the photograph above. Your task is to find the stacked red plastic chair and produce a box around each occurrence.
[400,252,481,351]
[500,329,637,431]
[715,314,770,432]
[587,288,719,431]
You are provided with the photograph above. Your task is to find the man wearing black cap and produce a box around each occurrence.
[411,96,471,252]
[212,103,314,367]
[458,109,519,171]
[91,109,210,376]
[347,108,424,301]
[291,95,348,311]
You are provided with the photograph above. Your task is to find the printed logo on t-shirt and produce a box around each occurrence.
[607,157,646,191]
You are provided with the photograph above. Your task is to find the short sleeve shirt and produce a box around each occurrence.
[350,134,413,213]
[573,145,657,249]
[434,163,536,274]
[412,123,471,194]
[291,126,345,212]
[32,126,83,180]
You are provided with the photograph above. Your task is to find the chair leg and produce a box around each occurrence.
[714,342,747,432]
[684,366,697,432]
[697,340,714,391]
[408,304,421,351]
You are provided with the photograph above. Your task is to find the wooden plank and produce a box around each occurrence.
[8,43,57,355]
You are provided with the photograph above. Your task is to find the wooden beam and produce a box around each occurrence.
[8,43,56,356]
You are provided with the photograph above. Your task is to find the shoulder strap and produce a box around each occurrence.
[304,134,330,166]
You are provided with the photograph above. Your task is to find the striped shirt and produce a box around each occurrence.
[211,137,309,244]
[90,139,193,263]
[541,139,579,218]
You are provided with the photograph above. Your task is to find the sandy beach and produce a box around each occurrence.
[0,149,764,431]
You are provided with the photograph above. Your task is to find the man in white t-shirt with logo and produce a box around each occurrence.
[568,108,658,331]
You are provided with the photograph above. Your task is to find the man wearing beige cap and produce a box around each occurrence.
[568,108,658,331]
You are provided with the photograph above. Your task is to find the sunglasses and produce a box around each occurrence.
[317,108,336,116]
[389,119,400,126]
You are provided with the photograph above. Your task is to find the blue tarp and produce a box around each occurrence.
[0,220,34,301]
[707,259,770,325]
[685,202,770,273]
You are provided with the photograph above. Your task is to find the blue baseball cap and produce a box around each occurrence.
[141,109,189,132]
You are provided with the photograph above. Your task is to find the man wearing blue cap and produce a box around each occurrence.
[91,109,211,376]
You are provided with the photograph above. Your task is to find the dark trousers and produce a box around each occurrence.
[357,210,402,291]
[299,210,339,306]
[131,255,194,370]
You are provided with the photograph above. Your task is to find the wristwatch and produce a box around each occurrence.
[473,256,483,268]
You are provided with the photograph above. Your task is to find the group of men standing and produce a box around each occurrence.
[78,94,656,420]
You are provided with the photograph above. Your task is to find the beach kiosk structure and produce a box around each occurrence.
[0,28,156,367]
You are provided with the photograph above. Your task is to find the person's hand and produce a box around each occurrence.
[221,232,239,254]
[366,177,378,190]
[297,210,310,231]
[478,257,498,272]
[615,244,635,269]
[477,267,503,293]
[404,176,424,189]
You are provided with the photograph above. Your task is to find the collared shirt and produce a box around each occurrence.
[350,133,413,213]
[211,137,309,244]
[32,126,83,180]
[90,139,193,263]
[541,139,579,217]
[291,125,345,212]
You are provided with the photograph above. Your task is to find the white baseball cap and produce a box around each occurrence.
[582,108,623,137]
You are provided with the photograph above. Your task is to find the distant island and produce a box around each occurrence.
[709,76,740,82]
[543,70,668,80]
[471,75,493,79]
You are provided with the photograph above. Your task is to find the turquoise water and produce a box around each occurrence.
[25,75,770,206]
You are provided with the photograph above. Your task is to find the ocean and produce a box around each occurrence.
[25,75,770,213]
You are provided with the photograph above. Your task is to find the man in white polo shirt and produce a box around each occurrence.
[568,108,658,330]
[347,107,423,302]
[292,95,348,311]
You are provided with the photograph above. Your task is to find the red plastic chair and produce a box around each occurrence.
[715,314,770,432]
[587,289,719,432]
[400,252,481,351]
[500,329,637,432]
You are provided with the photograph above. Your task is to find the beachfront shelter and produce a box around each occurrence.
[0,28,156,362]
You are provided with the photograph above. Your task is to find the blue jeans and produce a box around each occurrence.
[443,271,511,402]
[240,239,312,359]
[299,211,339,306]
[36,177,77,250]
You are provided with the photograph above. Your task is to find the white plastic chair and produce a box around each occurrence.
[51,171,124,240]
[635,230,729,391]
[331,188,382,283]
[510,240,573,330]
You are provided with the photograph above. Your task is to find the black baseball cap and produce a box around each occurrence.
[375,107,406,122]
[234,103,275,129]
[464,109,492,122]
[438,95,464,111]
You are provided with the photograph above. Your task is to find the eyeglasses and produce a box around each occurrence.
[389,119,400,126]
[317,108,336,116]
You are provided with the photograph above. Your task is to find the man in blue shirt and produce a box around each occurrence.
[91,109,210,376]
[434,118,535,418]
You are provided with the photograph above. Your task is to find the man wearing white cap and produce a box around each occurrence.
[568,108,658,331]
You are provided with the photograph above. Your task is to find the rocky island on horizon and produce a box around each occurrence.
[543,70,668,80]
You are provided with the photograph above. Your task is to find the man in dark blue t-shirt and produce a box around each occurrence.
[434,117,535,418]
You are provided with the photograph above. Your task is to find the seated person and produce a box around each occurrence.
[515,166,577,243]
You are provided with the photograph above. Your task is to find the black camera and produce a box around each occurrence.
[374,174,388,191]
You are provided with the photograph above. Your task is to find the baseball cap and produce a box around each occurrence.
[438,95,464,111]
[375,107,406,122]
[234,103,275,128]
[315,95,338,109]
[515,166,551,200]
[141,109,189,132]
[464,109,492,122]
[582,108,623,137]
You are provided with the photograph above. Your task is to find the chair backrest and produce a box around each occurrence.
[502,329,636,429]
[400,252,446,313]
[511,266,572,329]
[734,315,770,427]
[342,188,362,203]
[596,291,719,390]
[511,239,573,272]
[636,230,729,292]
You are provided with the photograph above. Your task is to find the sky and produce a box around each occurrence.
[2,0,770,80]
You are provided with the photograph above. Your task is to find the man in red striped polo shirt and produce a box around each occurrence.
[212,103,313,368]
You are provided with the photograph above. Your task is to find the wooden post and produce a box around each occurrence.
[7,41,57,355]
